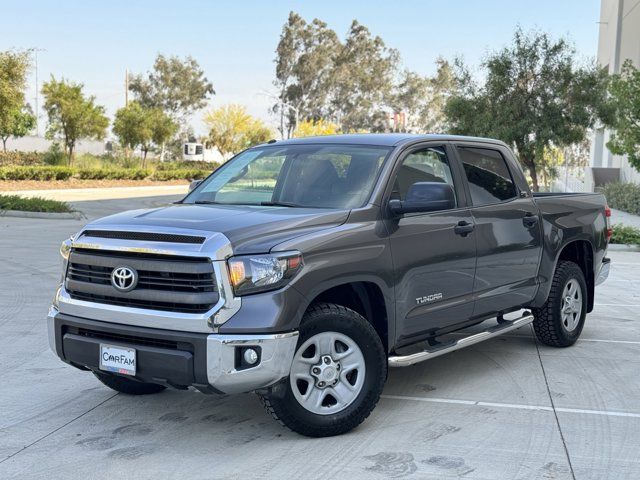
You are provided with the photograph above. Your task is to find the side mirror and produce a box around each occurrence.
[188,179,203,192]
[389,182,455,215]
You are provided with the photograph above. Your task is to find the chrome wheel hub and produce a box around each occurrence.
[561,278,582,332]
[289,331,366,415]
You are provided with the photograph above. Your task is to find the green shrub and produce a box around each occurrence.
[0,195,73,213]
[154,160,219,171]
[0,166,74,181]
[42,144,67,166]
[0,151,45,166]
[150,169,211,181]
[602,182,640,215]
[610,224,640,245]
[75,168,151,180]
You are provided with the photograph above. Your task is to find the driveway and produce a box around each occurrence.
[1,196,639,479]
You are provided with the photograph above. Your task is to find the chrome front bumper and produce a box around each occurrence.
[48,306,298,394]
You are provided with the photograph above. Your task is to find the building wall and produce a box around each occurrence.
[4,136,106,155]
[590,0,640,187]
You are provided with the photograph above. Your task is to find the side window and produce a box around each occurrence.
[392,146,456,207]
[457,147,517,206]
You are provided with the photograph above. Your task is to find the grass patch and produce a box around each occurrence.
[0,195,73,213]
[610,224,640,246]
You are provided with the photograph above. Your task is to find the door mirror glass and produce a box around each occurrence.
[389,182,456,215]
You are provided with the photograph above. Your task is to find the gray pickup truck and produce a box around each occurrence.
[49,134,611,437]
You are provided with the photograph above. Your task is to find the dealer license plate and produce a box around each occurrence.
[99,344,136,376]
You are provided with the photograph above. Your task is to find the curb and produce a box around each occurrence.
[0,209,85,220]
[608,243,640,252]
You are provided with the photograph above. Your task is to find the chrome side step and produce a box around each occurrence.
[388,312,534,367]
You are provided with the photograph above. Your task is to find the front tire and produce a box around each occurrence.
[533,260,587,347]
[93,371,166,395]
[259,302,387,437]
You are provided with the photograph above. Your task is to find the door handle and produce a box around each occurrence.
[454,221,475,237]
[523,213,539,228]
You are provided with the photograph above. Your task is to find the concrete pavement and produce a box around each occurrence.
[0,195,639,479]
[7,184,188,202]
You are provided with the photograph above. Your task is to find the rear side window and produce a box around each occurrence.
[457,147,517,205]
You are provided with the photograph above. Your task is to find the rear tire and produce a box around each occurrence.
[93,371,166,395]
[533,260,587,347]
[259,302,387,437]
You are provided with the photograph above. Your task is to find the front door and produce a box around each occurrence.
[386,144,477,346]
[454,145,543,317]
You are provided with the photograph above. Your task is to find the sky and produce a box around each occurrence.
[2,0,602,137]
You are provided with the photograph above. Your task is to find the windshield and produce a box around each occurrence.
[183,144,392,209]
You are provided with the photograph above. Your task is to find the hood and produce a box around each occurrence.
[85,203,349,254]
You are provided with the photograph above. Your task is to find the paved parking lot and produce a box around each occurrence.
[1,196,639,480]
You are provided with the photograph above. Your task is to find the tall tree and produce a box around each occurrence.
[0,105,35,151]
[42,77,109,164]
[393,58,458,133]
[148,108,178,162]
[445,29,610,191]
[605,59,640,172]
[129,54,214,126]
[113,102,150,160]
[273,12,340,138]
[0,50,31,150]
[204,104,272,157]
[329,21,399,132]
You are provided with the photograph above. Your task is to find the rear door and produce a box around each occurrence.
[453,144,543,317]
[385,143,477,346]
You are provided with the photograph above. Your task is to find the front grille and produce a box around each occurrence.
[81,230,206,244]
[65,249,219,314]
[66,326,183,350]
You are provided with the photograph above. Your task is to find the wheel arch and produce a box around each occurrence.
[304,280,392,352]
[554,239,595,312]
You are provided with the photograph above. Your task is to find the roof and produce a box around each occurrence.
[262,133,508,148]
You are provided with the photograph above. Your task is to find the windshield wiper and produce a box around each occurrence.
[260,201,303,208]
[193,200,221,205]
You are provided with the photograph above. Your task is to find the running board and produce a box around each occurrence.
[388,312,534,367]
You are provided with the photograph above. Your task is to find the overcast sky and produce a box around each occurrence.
[3,0,601,137]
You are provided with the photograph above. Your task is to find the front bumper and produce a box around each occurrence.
[47,307,298,394]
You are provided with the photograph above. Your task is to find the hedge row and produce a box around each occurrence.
[0,165,211,181]
[0,166,74,180]
[0,151,45,166]
[602,182,640,216]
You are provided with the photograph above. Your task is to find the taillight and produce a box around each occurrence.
[605,206,612,242]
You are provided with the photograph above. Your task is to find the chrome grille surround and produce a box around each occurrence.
[56,226,241,333]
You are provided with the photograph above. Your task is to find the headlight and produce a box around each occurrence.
[227,251,303,296]
[60,238,72,261]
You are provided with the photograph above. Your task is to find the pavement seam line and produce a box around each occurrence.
[532,325,577,480]
[0,393,118,464]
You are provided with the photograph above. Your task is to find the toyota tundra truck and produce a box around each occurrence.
[48,134,611,437]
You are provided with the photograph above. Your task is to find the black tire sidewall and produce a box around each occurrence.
[552,264,588,343]
[280,306,386,432]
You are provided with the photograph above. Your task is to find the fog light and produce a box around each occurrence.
[243,348,259,365]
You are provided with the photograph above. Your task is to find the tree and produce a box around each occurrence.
[204,104,272,157]
[393,58,458,133]
[605,59,640,172]
[329,20,399,132]
[273,12,340,138]
[444,29,611,191]
[129,54,214,125]
[148,108,178,161]
[113,102,150,159]
[0,50,31,150]
[0,105,35,151]
[42,77,109,164]
[293,119,339,137]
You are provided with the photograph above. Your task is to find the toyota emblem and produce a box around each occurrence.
[111,266,138,292]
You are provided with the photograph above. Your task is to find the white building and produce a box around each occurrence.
[589,0,640,189]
